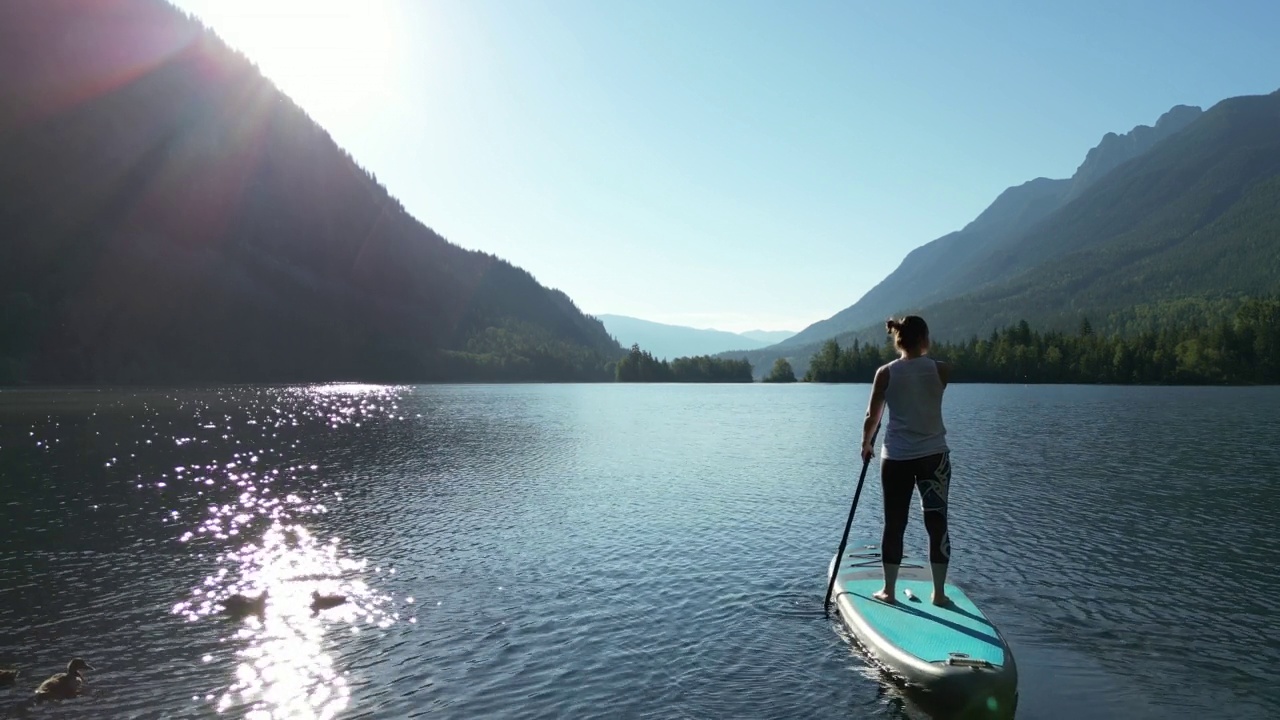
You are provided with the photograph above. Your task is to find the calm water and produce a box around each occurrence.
[1,383,1278,719]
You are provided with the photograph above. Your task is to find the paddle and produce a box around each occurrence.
[823,423,880,614]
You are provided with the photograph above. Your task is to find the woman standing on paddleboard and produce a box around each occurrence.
[860,315,953,606]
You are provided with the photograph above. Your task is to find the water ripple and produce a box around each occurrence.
[1,384,1278,718]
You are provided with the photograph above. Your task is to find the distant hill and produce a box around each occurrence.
[596,314,770,359]
[776,104,1204,350]
[0,0,622,384]
[727,93,1280,378]
[738,329,795,344]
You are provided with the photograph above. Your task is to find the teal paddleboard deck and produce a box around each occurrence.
[829,546,1018,717]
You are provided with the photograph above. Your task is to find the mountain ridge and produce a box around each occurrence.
[0,0,622,384]
[738,329,796,344]
[898,90,1280,341]
[596,314,776,359]
[775,102,1204,350]
[1063,104,1204,203]
[725,91,1280,378]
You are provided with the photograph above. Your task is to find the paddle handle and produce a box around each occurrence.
[823,424,880,613]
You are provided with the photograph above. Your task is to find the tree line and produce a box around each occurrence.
[804,297,1280,385]
[615,345,753,383]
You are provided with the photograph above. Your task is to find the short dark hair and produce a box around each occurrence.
[885,315,929,352]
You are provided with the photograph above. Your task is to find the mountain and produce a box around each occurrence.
[596,314,770,359]
[738,329,796,344]
[0,0,622,385]
[776,176,1069,350]
[896,90,1280,341]
[1062,104,1204,203]
[776,104,1204,350]
[728,93,1280,378]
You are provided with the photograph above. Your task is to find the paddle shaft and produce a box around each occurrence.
[823,424,880,613]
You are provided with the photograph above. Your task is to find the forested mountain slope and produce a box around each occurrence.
[729,93,1277,378]
[0,0,622,384]
[778,104,1203,349]
[901,90,1280,341]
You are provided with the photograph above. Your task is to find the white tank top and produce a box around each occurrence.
[880,356,948,460]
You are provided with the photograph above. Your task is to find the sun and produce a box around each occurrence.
[173,0,404,123]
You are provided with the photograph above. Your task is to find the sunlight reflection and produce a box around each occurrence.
[175,516,398,718]
[150,386,415,717]
[305,383,400,397]
[174,482,399,718]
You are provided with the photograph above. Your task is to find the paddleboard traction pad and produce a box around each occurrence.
[829,547,1018,714]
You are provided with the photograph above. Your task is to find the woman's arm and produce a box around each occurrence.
[936,360,951,389]
[861,366,889,460]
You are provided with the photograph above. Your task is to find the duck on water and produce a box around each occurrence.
[310,590,348,613]
[222,588,349,616]
[223,589,269,617]
[34,658,95,702]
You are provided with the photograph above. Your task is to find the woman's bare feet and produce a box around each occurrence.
[929,563,950,608]
[872,588,896,603]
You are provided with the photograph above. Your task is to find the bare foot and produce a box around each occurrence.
[931,592,952,607]
[872,589,896,604]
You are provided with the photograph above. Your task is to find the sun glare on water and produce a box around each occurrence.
[179,0,404,123]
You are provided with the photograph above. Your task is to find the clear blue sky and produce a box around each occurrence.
[170,0,1278,333]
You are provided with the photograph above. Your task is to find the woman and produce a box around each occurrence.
[860,315,952,606]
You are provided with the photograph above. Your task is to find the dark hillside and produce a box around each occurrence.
[0,0,621,384]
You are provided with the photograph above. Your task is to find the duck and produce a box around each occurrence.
[309,590,347,612]
[0,666,17,685]
[223,589,269,617]
[34,658,93,701]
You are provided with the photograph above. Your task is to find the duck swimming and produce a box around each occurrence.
[223,589,269,617]
[34,658,93,701]
[310,590,347,612]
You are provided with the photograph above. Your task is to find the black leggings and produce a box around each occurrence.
[880,451,951,565]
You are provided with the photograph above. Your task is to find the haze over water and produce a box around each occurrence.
[1,384,1277,719]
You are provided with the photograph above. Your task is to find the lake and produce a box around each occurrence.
[1,383,1278,719]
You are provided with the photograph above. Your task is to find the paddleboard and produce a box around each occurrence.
[828,546,1018,718]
